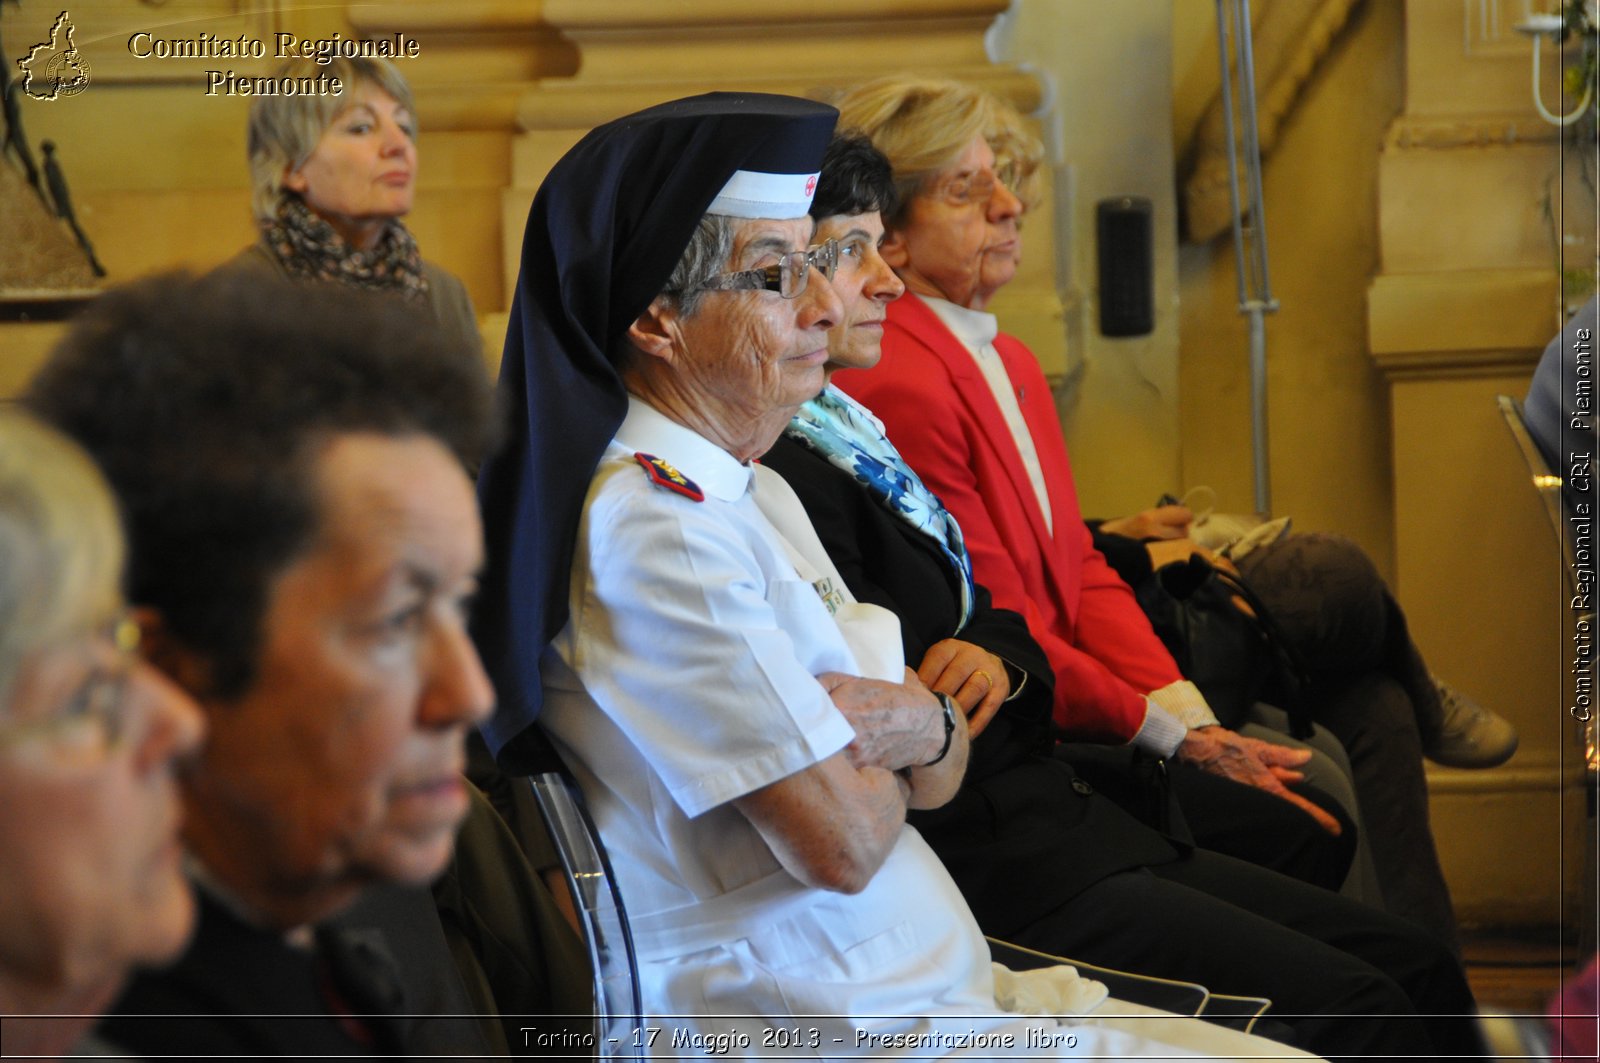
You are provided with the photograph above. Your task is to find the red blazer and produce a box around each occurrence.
[834,292,1183,742]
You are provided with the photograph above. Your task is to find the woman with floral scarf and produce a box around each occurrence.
[221,57,479,360]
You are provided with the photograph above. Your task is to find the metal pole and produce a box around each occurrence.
[1213,0,1248,309]
[1215,0,1280,515]
[1248,307,1270,512]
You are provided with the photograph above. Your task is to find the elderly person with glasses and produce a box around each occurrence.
[222,56,479,357]
[473,91,1317,1059]
[28,274,498,1059]
[0,411,203,1059]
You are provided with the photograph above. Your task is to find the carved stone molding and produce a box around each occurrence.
[1384,112,1563,150]
[542,0,1011,29]
[518,0,1031,131]
[516,67,1042,134]
[1368,268,1559,379]
[346,1,577,132]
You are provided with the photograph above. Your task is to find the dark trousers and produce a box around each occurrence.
[1060,742,1359,893]
[1240,532,1460,951]
[1002,847,1482,1062]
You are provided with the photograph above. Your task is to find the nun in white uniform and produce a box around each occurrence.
[474,91,1316,1061]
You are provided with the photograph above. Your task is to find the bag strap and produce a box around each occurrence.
[1190,558,1316,739]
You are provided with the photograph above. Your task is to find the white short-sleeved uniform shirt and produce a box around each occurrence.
[539,399,1248,1060]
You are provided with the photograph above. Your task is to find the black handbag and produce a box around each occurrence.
[1133,554,1312,736]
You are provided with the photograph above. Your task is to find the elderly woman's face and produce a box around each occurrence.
[183,434,493,920]
[882,135,1023,311]
[669,216,842,432]
[284,83,417,251]
[0,620,202,1001]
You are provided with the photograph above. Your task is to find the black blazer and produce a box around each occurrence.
[104,889,409,1061]
[763,433,1178,934]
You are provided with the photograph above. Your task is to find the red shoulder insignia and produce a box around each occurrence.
[633,452,705,502]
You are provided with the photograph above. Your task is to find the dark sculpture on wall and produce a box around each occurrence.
[41,139,104,275]
[0,12,45,196]
[2,1,105,281]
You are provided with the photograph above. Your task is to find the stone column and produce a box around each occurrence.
[1369,0,1585,927]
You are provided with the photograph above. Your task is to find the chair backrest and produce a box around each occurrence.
[1497,394,1581,585]
[527,762,643,1059]
[1497,394,1597,785]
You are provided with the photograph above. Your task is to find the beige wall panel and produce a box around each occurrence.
[1388,366,1579,926]
[408,130,510,313]
[997,0,1182,521]
[1428,760,1586,924]
[17,86,250,192]
[1368,0,1593,932]
[1370,269,1561,358]
[69,190,256,276]
[510,129,588,188]
[0,325,69,400]
[544,0,1008,26]
[479,311,511,378]
[415,131,509,190]
[501,189,536,306]
[1404,0,1562,119]
[1178,0,1402,575]
[570,27,992,84]
[1390,371,1562,740]
[409,188,504,316]
[1379,142,1572,275]
[502,130,586,299]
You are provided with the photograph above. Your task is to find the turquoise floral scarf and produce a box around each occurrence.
[785,387,974,628]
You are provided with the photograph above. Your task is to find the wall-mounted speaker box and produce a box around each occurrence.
[1096,196,1154,338]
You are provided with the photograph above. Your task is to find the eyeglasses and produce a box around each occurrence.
[694,238,840,300]
[931,163,1022,208]
[0,612,141,756]
[835,240,867,274]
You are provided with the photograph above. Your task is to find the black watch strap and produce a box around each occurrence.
[924,692,958,766]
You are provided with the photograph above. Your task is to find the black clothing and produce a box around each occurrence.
[763,433,1352,889]
[762,429,1481,1060]
[105,890,407,1060]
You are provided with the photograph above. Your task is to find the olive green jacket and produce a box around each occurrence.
[219,240,483,362]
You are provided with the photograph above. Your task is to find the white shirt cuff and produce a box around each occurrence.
[1130,704,1187,758]
[1148,680,1220,731]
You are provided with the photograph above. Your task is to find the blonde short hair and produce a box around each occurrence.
[834,76,1043,223]
[0,410,124,710]
[246,57,416,226]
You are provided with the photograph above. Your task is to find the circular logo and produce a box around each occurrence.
[45,50,92,98]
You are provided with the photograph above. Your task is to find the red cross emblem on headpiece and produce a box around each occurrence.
[805,174,818,196]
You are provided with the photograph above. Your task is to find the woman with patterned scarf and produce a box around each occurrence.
[219,57,479,360]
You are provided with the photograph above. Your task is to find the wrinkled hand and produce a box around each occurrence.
[1102,505,1193,541]
[817,670,944,772]
[917,639,1008,739]
[1176,726,1341,836]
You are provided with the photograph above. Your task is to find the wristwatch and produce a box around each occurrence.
[924,692,959,766]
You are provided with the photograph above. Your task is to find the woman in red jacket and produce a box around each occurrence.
[831,74,1494,952]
